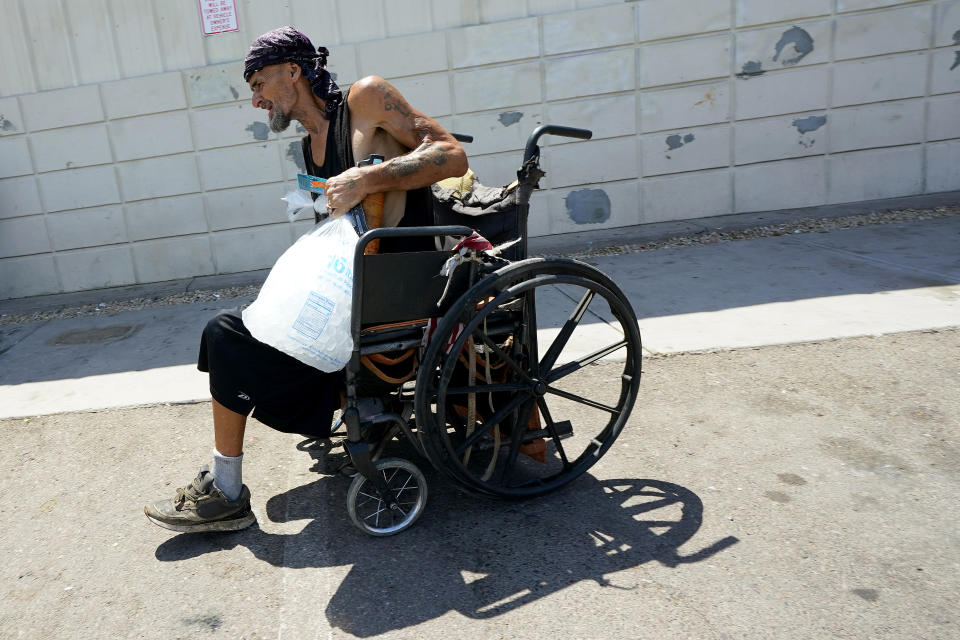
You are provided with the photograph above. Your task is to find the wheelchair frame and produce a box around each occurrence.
[335,125,644,536]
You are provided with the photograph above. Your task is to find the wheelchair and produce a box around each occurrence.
[336,125,643,536]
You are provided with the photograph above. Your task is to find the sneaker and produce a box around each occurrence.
[144,466,255,533]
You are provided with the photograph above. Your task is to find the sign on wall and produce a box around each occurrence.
[198,0,239,35]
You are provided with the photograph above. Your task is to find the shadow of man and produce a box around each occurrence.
[155,465,738,637]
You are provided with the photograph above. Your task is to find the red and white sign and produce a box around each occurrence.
[198,0,238,35]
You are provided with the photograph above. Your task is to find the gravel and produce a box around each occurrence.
[2,204,957,328]
[552,204,960,259]
[0,285,261,327]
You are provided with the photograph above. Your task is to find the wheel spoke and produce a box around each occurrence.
[545,385,620,414]
[475,330,532,384]
[454,392,529,456]
[443,381,528,396]
[539,289,594,374]
[537,397,570,469]
[499,400,537,487]
[546,340,628,384]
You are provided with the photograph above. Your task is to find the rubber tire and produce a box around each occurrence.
[346,457,428,536]
[414,257,642,499]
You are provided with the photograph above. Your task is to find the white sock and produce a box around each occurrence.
[212,449,243,502]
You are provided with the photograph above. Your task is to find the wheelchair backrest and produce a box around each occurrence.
[359,250,470,326]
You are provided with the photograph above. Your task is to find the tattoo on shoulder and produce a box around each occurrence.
[377,82,412,118]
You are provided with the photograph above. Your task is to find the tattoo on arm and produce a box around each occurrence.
[428,147,447,167]
[386,156,425,178]
[384,143,448,179]
[378,82,412,118]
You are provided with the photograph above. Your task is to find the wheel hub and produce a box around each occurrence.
[532,379,547,396]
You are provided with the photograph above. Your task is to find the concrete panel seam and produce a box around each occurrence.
[102,0,124,89]
[182,67,219,276]
[834,0,933,16]
[823,3,838,211]
[921,1,936,194]
[98,77,140,285]
[728,0,737,214]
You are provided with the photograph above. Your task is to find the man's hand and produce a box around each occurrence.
[324,166,367,216]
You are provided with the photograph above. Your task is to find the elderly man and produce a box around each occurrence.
[144,27,467,533]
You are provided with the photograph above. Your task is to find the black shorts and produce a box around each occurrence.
[198,308,342,438]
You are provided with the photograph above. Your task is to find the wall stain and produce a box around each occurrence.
[737,60,766,78]
[287,140,306,172]
[773,26,814,66]
[953,29,960,44]
[792,115,826,134]
[230,85,239,99]
[764,491,791,503]
[666,133,695,151]
[693,90,715,107]
[498,111,523,127]
[0,115,15,131]
[565,189,611,224]
[246,122,269,140]
[951,51,960,72]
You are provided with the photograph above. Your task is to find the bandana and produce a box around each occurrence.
[243,26,342,118]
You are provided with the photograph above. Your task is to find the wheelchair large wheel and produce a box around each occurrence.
[346,458,428,536]
[415,258,642,499]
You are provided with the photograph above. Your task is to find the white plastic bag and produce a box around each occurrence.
[282,189,325,222]
[242,215,358,372]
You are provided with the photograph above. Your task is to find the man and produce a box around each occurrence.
[144,26,467,533]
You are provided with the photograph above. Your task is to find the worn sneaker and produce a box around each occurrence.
[144,466,255,533]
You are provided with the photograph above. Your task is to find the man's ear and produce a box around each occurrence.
[289,62,300,79]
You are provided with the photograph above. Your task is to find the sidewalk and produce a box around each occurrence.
[1,210,958,419]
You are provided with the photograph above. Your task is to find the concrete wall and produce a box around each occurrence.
[1,0,959,300]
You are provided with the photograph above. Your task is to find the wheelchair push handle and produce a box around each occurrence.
[523,124,593,163]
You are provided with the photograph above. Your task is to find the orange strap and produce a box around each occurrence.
[367,349,415,366]
[360,352,418,384]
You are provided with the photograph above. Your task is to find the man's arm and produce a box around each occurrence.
[323,76,468,214]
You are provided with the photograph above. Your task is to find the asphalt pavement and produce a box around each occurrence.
[0,204,958,639]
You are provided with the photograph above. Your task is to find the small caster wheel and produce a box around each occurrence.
[347,458,428,536]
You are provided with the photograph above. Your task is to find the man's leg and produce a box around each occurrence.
[143,397,255,533]
[211,398,246,502]
[213,397,246,455]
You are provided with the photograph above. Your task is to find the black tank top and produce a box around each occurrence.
[300,92,433,253]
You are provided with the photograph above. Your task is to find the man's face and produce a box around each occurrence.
[248,64,297,132]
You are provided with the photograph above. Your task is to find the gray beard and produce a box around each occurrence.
[269,108,291,133]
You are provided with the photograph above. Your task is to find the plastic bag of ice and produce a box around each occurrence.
[243,214,358,372]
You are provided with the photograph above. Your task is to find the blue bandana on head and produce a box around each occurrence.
[243,26,342,119]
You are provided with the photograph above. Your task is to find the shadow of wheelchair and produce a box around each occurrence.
[155,459,738,637]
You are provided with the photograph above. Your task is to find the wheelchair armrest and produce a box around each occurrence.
[354,225,473,258]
